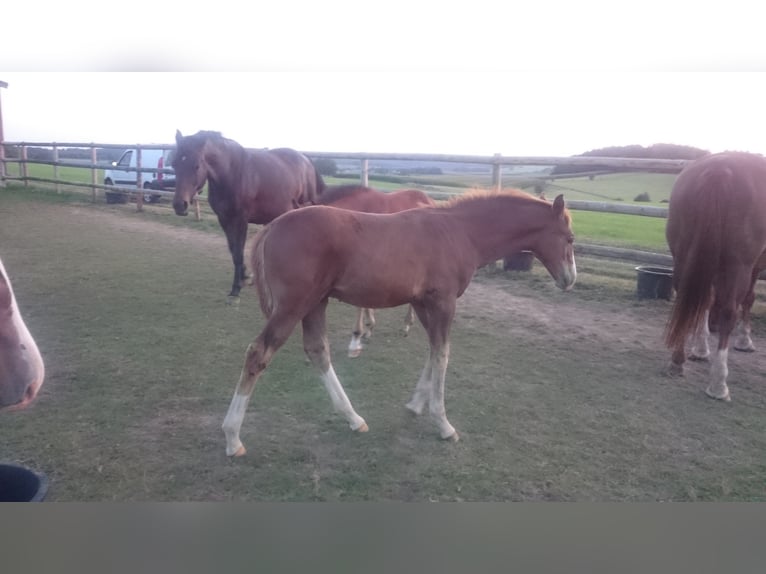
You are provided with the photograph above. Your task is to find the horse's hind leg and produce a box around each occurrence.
[689,310,711,361]
[734,276,758,352]
[409,300,458,441]
[222,314,300,456]
[363,308,375,339]
[305,299,368,432]
[348,307,366,358]
[402,305,415,336]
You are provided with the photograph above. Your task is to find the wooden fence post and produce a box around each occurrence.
[361,158,369,187]
[53,145,60,194]
[21,145,28,187]
[90,145,97,201]
[0,81,6,188]
[491,152,501,192]
[135,147,143,212]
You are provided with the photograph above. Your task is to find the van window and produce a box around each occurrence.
[117,151,132,168]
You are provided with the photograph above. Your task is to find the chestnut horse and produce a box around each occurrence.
[318,184,436,357]
[222,190,576,456]
[0,257,45,410]
[665,152,766,401]
[171,130,325,301]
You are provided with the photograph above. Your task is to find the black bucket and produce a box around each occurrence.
[503,251,535,271]
[0,463,49,502]
[635,265,673,300]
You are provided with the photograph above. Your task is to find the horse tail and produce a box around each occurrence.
[664,165,731,349]
[251,225,274,318]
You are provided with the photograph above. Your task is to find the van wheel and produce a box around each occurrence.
[105,178,126,204]
[142,183,159,204]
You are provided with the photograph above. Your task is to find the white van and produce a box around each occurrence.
[103,148,175,204]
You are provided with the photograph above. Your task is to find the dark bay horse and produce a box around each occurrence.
[0,257,45,410]
[171,130,325,301]
[665,152,766,401]
[222,190,576,456]
[318,184,436,357]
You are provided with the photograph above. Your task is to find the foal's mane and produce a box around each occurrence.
[439,188,550,208]
[318,184,371,204]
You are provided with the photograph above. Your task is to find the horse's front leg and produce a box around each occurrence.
[305,300,368,432]
[221,215,249,302]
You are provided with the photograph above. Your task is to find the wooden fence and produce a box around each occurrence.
[2,140,687,269]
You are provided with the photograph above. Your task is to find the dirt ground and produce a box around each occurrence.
[81,203,766,404]
[5,199,766,501]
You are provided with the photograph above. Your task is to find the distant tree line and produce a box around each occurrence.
[550,143,709,176]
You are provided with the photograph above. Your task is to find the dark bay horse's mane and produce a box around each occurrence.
[318,184,373,204]
[185,130,245,157]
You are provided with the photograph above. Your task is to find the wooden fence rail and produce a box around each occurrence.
[2,140,691,268]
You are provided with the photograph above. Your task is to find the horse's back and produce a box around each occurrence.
[668,152,766,258]
[254,206,470,308]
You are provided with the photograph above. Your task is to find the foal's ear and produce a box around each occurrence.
[552,194,566,217]
[175,129,183,144]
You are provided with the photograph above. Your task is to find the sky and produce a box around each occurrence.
[2,2,766,157]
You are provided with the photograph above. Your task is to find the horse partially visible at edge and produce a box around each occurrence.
[0,257,45,411]
[318,184,436,357]
[171,130,325,301]
[665,151,766,401]
[221,190,576,457]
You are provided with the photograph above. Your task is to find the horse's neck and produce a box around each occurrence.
[204,143,243,190]
[451,200,546,265]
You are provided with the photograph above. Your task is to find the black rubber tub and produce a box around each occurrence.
[0,463,49,502]
[635,265,673,300]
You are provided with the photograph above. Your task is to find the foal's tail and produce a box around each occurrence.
[664,166,730,349]
[251,225,275,319]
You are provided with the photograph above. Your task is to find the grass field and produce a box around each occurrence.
[1,188,766,501]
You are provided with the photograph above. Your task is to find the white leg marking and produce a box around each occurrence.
[406,354,432,415]
[706,347,731,402]
[320,365,368,431]
[690,310,710,360]
[733,319,755,352]
[429,346,457,440]
[222,392,250,456]
[347,333,364,358]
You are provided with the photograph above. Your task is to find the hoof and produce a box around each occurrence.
[734,346,756,353]
[348,348,362,359]
[405,402,424,416]
[665,363,684,377]
[228,444,247,457]
[689,354,710,362]
[353,421,369,433]
[441,431,460,442]
[226,296,241,306]
[705,388,731,402]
